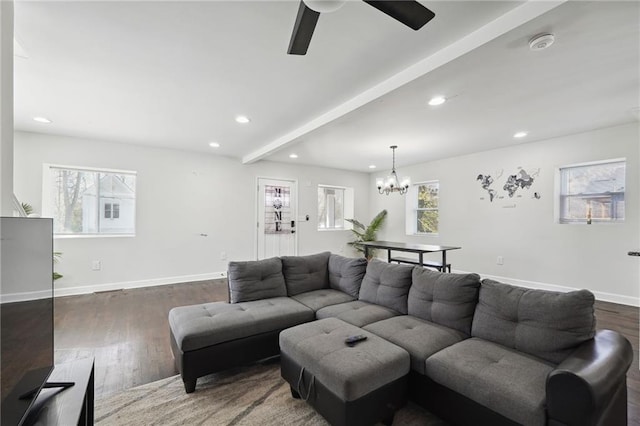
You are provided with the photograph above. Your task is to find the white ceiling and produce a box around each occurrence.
[14,1,640,172]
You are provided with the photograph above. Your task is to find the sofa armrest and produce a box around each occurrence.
[546,329,633,426]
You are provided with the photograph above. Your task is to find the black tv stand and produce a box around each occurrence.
[19,381,75,400]
[29,358,94,426]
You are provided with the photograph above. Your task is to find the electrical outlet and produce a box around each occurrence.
[496,256,504,265]
[220,251,227,261]
[91,260,101,271]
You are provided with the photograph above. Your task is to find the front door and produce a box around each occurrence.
[256,178,297,259]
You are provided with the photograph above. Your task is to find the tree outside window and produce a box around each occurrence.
[416,182,439,234]
[45,166,136,235]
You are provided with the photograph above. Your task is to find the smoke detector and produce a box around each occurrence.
[529,33,555,51]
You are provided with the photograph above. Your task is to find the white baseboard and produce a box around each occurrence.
[0,289,51,304]
[53,271,227,298]
[458,270,640,307]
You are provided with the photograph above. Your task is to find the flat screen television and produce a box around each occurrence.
[1,217,55,426]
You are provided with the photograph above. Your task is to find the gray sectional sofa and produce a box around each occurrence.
[168,251,633,426]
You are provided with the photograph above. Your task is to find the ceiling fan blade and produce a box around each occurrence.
[287,1,321,55]
[363,0,435,30]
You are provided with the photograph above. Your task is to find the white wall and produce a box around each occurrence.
[0,1,13,215]
[370,123,639,306]
[14,131,369,295]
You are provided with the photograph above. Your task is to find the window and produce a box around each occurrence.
[318,185,354,230]
[104,202,120,219]
[406,181,439,234]
[558,159,625,224]
[44,165,136,236]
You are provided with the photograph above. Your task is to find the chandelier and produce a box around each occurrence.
[376,145,410,195]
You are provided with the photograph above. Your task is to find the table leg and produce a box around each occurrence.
[364,246,370,260]
[442,251,447,273]
[419,253,424,267]
[387,250,392,263]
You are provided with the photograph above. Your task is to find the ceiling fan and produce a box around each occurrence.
[287,0,436,55]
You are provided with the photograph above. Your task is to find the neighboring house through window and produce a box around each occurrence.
[558,159,625,224]
[318,185,354,230]
[406,181,439,235]
[43,165,137,236]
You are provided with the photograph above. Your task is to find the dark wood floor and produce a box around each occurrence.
[54,280,639,424]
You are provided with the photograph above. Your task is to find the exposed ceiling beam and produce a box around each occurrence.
[242,0,566,165]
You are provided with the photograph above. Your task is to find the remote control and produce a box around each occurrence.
[345,335,367,346]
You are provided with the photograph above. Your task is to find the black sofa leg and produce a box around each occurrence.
[290,385,301,399]
[183,378,197,394]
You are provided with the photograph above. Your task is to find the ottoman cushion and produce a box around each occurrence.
[169,298,314,352]
[316,300,399,327]
[364,315,467,374]
[279,318,410,401]
[291,289,356,312]
[425,337,555,426]
[282,252,331,296]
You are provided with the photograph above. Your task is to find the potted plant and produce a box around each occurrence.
[345,209,387,260]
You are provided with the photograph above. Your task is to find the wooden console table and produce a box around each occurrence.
[361,241,461,272]
[30,357,95,425]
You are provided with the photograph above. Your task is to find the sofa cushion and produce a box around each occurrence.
[425,338,555,426]
[168,298,315,352]
[408,268,481,335]
[328,254,367,297]
[364,316,467,374]
[316,300,399,327]
[291,289,356,312]
[227,257,287,303]
[358,259,413,314]
[472,279,596,364]
[281,252,331,296]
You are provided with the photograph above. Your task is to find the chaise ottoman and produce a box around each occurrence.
[169,297,314,393]
[280,317,410,426]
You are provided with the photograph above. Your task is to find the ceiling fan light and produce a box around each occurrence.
[303,0,346,13]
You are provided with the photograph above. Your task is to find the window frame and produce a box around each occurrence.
[42,164,137,238]
[317,184,354,231]
[405,180,439,235]
[555,158,625,225]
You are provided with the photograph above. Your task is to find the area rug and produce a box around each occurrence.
[95,359,447,425]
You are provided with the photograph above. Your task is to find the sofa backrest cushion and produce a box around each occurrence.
[227,257,287,303]
[358,259,414,314]
[281,252,331,296]
[409,268,481,335]
[328,254,367,297]
[471,279,596,364]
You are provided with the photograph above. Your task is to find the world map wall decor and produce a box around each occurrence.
[477,167,541,204]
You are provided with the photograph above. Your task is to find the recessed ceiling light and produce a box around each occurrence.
[513,131,528,138]
[209,142,220,148]
[33,117,52,124]
[289,154,298,159]
[235,115,250,124]
[428,96,446,106]
[369,165,377,169]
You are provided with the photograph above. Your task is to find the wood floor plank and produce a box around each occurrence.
[53,280,639,424]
